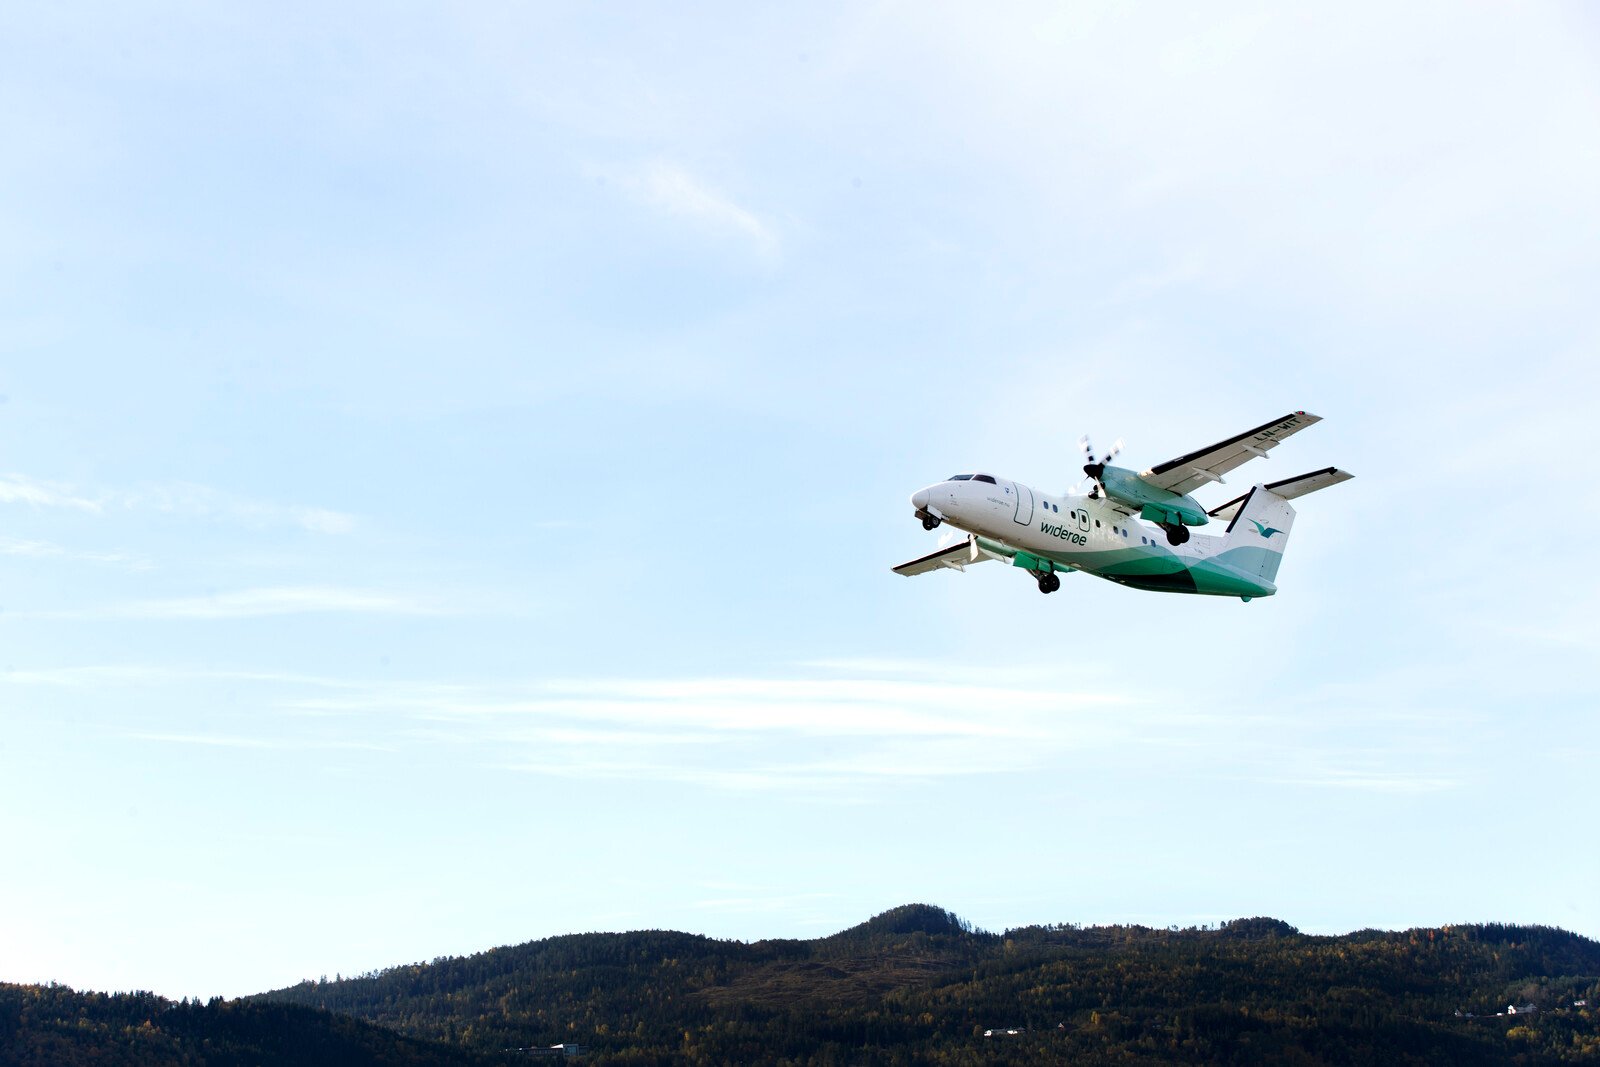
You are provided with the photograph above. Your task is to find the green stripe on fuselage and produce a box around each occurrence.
[1029,542,1276,598]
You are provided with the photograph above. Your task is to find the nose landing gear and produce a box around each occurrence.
[920,514,941,531]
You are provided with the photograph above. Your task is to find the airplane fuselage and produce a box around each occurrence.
[911,474,1278,598]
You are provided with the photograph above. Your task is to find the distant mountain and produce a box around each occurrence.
[824,902,979,942]
[253,907,1600,1065]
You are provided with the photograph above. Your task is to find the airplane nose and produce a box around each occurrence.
[911,488,930,510]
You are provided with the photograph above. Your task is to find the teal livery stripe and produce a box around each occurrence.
[1034,545,1278,598]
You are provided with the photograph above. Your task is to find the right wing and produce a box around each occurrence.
[1140,411,1321,495]
[1207,467,1354,521]
[893,534,999,576]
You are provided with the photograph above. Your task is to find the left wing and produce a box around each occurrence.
[893,535,998,576]
[1140,411,1321,495]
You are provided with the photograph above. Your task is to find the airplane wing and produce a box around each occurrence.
[893,535,1000,576]
[1140,411,1321,496]
[1207,467,1354,521]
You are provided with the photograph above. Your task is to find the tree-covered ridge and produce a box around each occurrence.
[255,905,1600,1065]
[0,983,503,1067]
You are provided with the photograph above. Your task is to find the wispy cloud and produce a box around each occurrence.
[0,536,152,569]
[273,672,1146,793]
[12,663,1143,791]
[119,483,356,534]
[0,473,356,534]
[27,586,451,621]
[1256,768,1458,794]
[0,665,366,688]
[288,675,1130,741]
[116,482,357,535]
[0,474,101,512]
[127,732,394,752]
[608,158,779,258]
[7,662,1462,799]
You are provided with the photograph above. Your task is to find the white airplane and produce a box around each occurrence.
[895,411,1351,601]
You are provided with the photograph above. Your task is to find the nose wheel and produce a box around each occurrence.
[1037,573,1061,594]
[921,515,941,531]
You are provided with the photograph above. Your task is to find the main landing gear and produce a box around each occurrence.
[1037,572,1061,594]
[1162,523,1190,546]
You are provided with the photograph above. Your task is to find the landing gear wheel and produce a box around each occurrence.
[1037,573,1061,594]
[921,516,941,531]
[1164,524,1190,545]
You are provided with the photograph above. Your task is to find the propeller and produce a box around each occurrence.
[1078,435,1123,495]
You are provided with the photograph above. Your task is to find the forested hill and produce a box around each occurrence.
[255,903,1600,1064]
[0,983,506,1067]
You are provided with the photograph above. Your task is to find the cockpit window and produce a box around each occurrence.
[972,474,997,484]
[948,474,973,481]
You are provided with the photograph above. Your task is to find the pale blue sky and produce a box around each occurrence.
[2,2,1597,999]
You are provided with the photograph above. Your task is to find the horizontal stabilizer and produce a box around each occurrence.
[893,535,996,576]
[1208,467,1353,521]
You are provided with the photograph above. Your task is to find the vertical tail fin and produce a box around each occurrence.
[1221,487,1297,584]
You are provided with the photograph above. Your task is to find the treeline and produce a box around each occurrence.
[0,982,505,1067]
[252,904,1600,1064]
[7,905,1597,1064]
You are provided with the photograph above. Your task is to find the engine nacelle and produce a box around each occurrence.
[1096,466,1209,527]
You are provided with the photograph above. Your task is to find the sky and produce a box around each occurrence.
[2,2,1598,1000]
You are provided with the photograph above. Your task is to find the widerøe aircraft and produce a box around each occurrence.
[895,412,1351,601]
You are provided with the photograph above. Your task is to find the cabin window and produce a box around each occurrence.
[1095,519,1101,527]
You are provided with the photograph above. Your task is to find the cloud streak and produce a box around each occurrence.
[0,473,356,534]
[27,586,452,620]
[0,536,152,569]
[609,158,779,258]
[8,662,1145,792]
[1256,768,1458,794]
[127,732,393,752]
[4,663,1468,799]
[0,474,101,512]
[271,671,1158,794]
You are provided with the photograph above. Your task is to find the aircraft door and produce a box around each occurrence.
[1012,481,1034,525]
